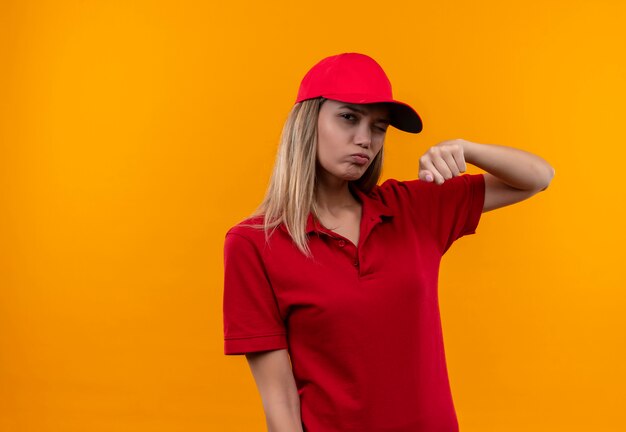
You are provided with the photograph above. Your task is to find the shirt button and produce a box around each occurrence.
[338,240,346,247]
[353,260,359,267]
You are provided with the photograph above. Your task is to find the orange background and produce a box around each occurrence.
[1,1,625,431]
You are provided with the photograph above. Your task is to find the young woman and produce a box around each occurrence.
[222,52,554,432]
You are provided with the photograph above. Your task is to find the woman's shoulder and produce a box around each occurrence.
[375,174,482,195]
[225,214,283,243]
[364,177,423,201]
[223,214,287,257]
[364,175,478,211]
[226,214,265,235]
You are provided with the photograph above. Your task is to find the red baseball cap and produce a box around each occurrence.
[295,52,423,133]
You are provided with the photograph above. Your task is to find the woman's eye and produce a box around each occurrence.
[339,113,387,132]
[340,113,357,121]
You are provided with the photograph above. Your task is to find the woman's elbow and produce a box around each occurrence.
[536,163,555,191]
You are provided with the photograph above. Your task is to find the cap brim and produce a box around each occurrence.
[385,100,423,134]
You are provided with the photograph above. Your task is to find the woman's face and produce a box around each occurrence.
[316,99,390,183]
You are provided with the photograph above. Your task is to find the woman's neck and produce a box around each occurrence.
[315,173,359,215]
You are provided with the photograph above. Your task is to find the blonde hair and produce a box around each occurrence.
[242,96,384,257]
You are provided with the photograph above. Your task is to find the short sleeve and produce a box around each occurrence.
[398,173,485,255]
[222,231,288,355]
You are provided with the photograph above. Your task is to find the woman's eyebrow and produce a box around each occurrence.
[338,104,390,123]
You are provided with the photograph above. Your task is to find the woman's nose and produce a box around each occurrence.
[354,125,372,148]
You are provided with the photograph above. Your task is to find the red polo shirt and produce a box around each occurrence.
[223,173,485,432]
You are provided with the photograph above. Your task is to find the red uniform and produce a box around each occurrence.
[223,173,486,432]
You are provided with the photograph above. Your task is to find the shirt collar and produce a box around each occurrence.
[279,184,395,235]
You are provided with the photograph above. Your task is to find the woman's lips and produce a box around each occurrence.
[350,154,369,165]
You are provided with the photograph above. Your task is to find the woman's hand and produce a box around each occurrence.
[418,139,469,185]
[418,138,555,212]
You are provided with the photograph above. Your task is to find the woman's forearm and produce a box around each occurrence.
[245,349,304,432]
[265,399,304,432]
[462,139,555,191]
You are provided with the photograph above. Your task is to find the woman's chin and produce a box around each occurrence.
[341,173,366,183]
[344,163,370,177]
[318,165,367,183]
